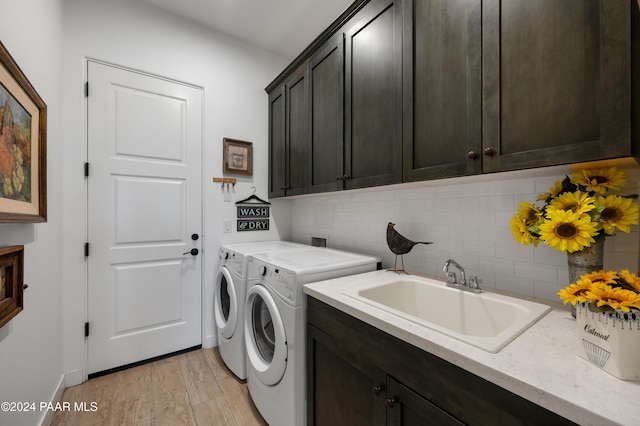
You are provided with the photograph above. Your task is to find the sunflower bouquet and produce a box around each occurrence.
[559,269,640,313]
[510,167,639,253]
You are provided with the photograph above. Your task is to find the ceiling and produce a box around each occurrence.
[140,0,354,59]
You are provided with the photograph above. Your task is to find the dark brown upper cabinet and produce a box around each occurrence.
[308,33,345,194]
[343,0,403,190]
[268,66,310,198]
[402,0,483,182]
[481,0,633,172]
[268,86,287,198]
[267,0,638,198]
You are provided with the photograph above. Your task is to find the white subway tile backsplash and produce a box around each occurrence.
[496,179,535,195]
[495,242,535,262]
[464,240,495,257]
[515,261,558,283]
[495,274,535,296]
[290,162,640,303]
[533,280,565,301]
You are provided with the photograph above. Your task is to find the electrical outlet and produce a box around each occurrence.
[223,220,233,233]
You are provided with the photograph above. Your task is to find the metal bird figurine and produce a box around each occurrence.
[386,222,433,273]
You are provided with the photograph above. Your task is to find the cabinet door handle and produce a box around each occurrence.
[385,398,396,409]
[336,176,343,181]
[483,147,495,156]
[467,150,478,159]
[372,384,385,396]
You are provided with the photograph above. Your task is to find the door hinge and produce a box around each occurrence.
[84,162,89,177]
[84,322,90,337]
[84,242,89,257]
[84,82,89,98]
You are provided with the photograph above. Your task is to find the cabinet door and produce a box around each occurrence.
[309,34,345,193]
[268,86,287,198]
[344,0,403,190]
[482,0,631,172]
[403,0,482,182]
[386,377,464,426]
[307,325,386,426]
[286,70,310,196]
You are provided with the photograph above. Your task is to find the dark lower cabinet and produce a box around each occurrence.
[308,325,386,426]
[386,376,463,426]
[307,297,577,426]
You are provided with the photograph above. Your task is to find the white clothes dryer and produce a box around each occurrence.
[215,241,307,379]
[244,247,381,426]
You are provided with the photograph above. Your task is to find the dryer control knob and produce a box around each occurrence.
[224,252,229,260]
[259,265,267,276]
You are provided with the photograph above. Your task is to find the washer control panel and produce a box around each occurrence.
[219,249,243,274]
[249,259,298,304]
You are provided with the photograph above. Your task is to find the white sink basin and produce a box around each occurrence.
[343,275,551,353]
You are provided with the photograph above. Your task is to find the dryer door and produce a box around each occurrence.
[245,284,287,386]
[215,266,238,339]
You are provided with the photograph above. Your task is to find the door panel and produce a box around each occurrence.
[345,0,402,189]
[482,0,630,171]
[87,61,202,375]
[403,0,482,181]
[268,88,287,198]
[286,71,309,196]
[309,34,345,193]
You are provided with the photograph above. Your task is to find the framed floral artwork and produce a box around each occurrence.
[223,138,253,176]
[0,42,47,223]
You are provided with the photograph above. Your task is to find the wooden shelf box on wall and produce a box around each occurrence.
[0,245,25,328]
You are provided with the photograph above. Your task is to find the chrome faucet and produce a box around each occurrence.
[442,258,466,286]
[442,259,482,293]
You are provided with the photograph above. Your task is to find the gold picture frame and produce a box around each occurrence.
[223,138,253,176]
[0,245,24,329]
[0,42,47,223]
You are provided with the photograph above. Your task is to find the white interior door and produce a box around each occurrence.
[87,61,203,375]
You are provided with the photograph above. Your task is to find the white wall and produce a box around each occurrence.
[62,0,291,384]
[291,159,640,304]
[0,1,65,425]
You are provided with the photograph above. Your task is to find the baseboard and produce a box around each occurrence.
[203,333,217,349]
[39,373,65,426]
[64,368,84,388]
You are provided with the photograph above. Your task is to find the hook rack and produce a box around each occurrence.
[213,177,236,202]
[212,177,237,186]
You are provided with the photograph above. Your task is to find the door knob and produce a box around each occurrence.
[183,248,199,256]
[191,233,199,241]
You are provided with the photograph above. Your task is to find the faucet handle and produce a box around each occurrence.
[446,271,457,285]
[468,276,482,289]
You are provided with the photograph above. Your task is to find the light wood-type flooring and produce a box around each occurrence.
[51,348,267,426]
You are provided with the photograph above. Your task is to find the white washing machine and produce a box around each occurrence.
[244,247,381,426]
[215,241,308,379]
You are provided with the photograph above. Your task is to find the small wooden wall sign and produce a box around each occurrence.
[236,206,270,219]
[0,245,25,328]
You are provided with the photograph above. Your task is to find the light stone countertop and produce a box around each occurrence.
[303,269,640,426]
